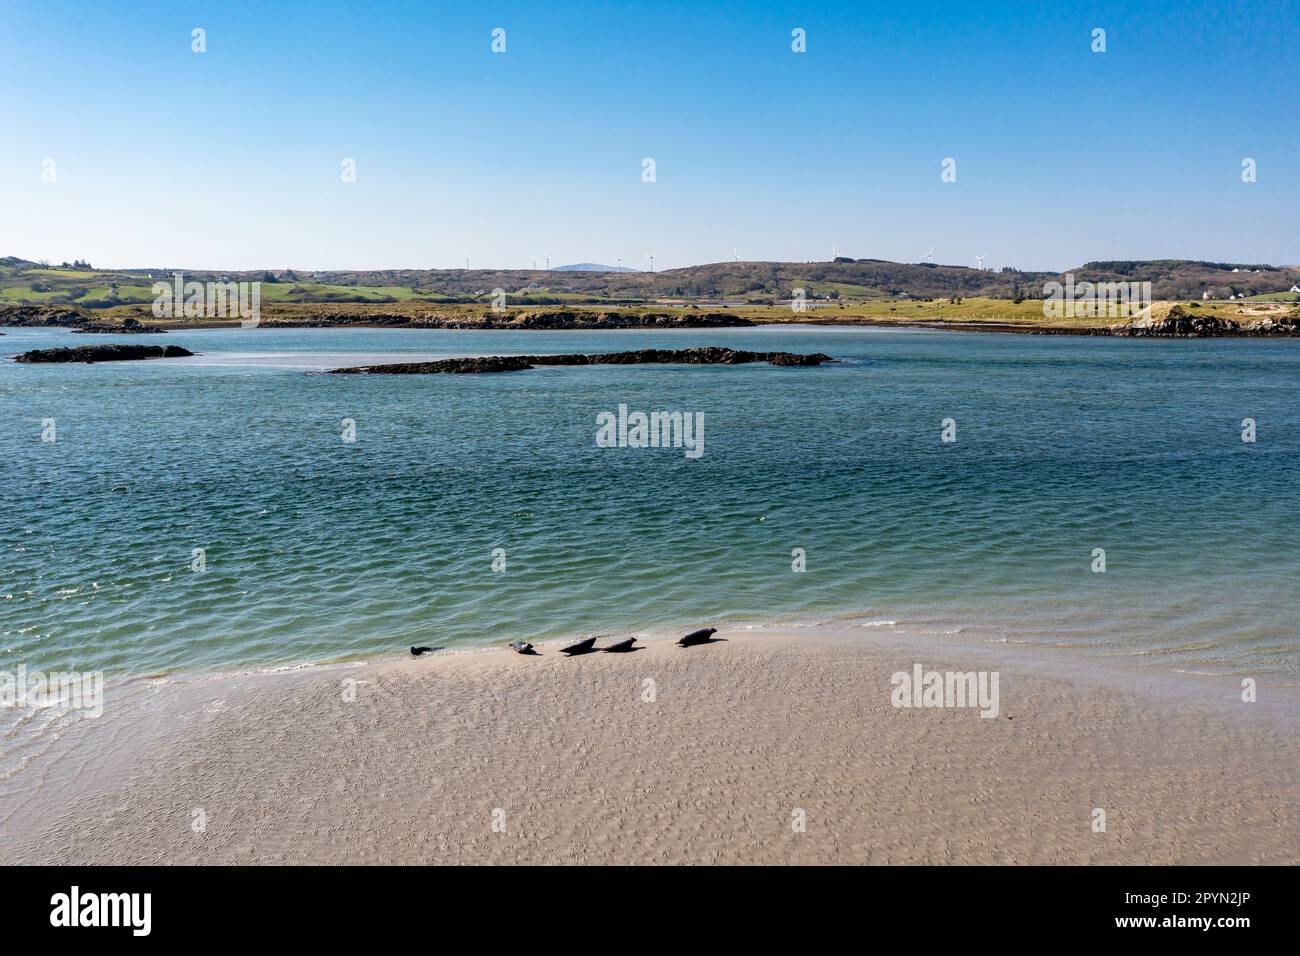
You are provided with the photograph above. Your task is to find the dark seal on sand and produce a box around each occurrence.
[677,627,718,647]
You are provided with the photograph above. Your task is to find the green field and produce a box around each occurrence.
[0,268,467,306]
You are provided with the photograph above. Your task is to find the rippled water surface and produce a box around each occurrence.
[2,324,1297,678]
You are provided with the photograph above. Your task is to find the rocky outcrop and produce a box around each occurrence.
[1241,314,1300,335]
[0,305,89,328]
[72,317,165,334]
[332,355,535,374]
[330,347,833,374]
[1110,305,1300,337]
[525,347,833,366]
[1113,306,1239,337]
[15,344,195,363]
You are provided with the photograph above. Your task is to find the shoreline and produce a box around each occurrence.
[8,317,1300,337]
[6,301,1300,339]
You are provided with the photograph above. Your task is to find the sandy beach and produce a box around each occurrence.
[4,627,1296,865]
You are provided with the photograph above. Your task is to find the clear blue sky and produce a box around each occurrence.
[2,0,1296,271]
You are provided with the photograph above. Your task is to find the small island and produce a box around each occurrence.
[14,344,195,363]
[329,346,835,374]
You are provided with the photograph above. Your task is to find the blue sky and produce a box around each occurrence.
[2,0,1296,271]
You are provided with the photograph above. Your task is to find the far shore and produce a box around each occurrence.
[4,298,1300,338]
[6,627,1296,865]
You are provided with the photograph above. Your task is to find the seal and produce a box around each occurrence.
[510,640,536,655]
[603,637,637,653]
[677,627,717,647]
[560,636,598,655]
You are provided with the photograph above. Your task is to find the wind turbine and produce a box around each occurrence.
[974,255,985,271]
[922,248,935,264]
[647,252,655,273]
[545,256,550,271]
[616,256,622,272]
[832,244,838,260]
[734,248,740,262]
[465,258,470,270]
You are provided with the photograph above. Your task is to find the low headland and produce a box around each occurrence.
[4,300,1299,338]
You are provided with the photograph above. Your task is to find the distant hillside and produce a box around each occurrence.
[553,263,639,273]
[3,256,1297,308]
[1071,260,1298,300]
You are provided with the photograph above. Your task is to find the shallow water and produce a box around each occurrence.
[2,323,1297,679]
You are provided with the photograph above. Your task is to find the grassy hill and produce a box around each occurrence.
[4,256,1298,310]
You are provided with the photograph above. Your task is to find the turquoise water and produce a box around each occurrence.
[2,324,1297,678]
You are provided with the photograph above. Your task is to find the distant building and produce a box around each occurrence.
[1290,285,1300,293]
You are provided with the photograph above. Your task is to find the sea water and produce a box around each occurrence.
[2,323,1296,681]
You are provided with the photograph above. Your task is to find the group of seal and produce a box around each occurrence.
[551,627,720,654]
[558,635,638,655]
[410,628,721,659]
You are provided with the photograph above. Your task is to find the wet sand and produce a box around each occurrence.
[5,628,1297,865]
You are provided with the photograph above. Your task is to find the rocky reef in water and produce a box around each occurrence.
[330,347,834,374]
[14,344,195,363]
[72,317,165,334]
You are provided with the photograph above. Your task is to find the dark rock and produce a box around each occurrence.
[768,351,835,366]
[14,344,195,364]
[0,305,89,328]
[330,347,834,374]
[1113,305,1239,337]
[331,355,535,374]
[1242,313,1300,335]
[73,317,165,334]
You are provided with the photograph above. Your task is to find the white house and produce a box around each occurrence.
[1290,285,1300,293]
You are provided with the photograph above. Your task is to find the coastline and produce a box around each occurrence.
[6,297,1300,338]
[5,625,1296,865]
